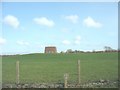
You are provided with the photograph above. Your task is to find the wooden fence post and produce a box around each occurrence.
[16,61,19,84]
[78,60,80,85]
[64,73,68,88]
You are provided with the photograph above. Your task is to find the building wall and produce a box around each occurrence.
[44,47,57,53]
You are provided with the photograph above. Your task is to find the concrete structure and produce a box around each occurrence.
[44,46,57,53]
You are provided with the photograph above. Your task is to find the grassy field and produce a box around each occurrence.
[2,52,118,85]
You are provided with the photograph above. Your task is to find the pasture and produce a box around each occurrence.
[2,52,118,87]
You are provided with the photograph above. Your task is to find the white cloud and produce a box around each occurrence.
[62,36,81,45]
[33,17,55,27]
[62,40,71,45]
[0,38,6,45]
[74,35,81,45]
[17,40,29,46]
[83,16,102,28]
[65,15,79,24]
[3,15,20,28]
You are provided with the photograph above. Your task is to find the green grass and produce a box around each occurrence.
[2,52,118,84]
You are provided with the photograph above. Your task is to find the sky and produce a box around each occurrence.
[1,2,118,54]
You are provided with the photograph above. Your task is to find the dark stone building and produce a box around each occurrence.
[44,46,57,53]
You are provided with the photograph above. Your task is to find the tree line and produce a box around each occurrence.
[60,46,118,53]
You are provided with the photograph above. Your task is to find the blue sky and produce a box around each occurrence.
[1,2,118,54]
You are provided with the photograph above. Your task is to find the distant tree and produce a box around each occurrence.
[74,50,84,53]
[66,49,73,53]
[60,51,64,53]
[74,50,78,53]
[92,49,96,53]
[104,46,114,52]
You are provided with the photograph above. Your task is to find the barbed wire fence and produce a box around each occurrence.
[15,60,81,88]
